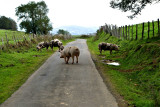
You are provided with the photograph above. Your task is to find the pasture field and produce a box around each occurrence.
[87,31,160,107]
[0,30,30,45]
[0,33,74,104]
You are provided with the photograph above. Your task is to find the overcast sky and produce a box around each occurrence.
[0,0,160,30]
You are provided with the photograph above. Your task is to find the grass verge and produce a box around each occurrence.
[0,39,74,104]
[87,31,160,107]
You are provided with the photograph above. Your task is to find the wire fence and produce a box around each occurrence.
[99,18,160,40]
[0,33,72,51]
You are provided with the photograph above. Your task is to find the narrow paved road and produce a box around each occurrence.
[1,39,118,107]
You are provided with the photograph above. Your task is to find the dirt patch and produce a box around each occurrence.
[91,54,128,107]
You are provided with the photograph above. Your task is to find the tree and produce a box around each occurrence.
[110,0,160,19]
[57,29,71,35]
[15,1,53,34]
[0,16,17,30]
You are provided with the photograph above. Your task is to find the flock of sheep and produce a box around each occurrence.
[36,38,120,64]
[36,39,80,64]
[36,39,64,52]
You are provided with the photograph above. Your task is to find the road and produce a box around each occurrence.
[1,39,118,107]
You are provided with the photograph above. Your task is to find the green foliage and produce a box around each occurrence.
[15,1,52,34]
[57,29,71,35]
[110,0,160,19]
[0,16,17,31]
[0,47,53,104]
[0,36,74,104]
[87,31,160,106]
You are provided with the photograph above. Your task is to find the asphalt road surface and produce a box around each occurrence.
[1,39,118,107]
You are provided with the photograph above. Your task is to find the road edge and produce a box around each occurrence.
[90,53,128,107]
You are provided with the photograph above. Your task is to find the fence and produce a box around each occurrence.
[0,33,72,51]
[99,18,160,40]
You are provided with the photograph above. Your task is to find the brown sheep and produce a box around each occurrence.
[98,42,119,54]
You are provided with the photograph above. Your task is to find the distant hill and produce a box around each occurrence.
[52,25,98,35]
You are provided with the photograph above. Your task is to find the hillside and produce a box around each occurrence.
[87,30,160,106]
[0,30,30,45]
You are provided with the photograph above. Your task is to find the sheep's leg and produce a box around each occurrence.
[67,57,70,64]
[76,56,78,63]
[64,57,67,64]
[51,46,53,51]
[100,49,102,54]
[72,56,74,64]
[58,46,61,52]
[46,46,48,51]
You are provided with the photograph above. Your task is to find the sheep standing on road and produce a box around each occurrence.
[50,39,64,51]
[60,46,80,64]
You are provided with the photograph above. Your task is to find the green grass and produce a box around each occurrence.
[0,38,74,104]
[0,30,30,45]
[87,31,160,107]
[125,21,159,40]
[103,20,160,40]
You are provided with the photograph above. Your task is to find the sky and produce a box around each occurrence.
[0,0,160,33]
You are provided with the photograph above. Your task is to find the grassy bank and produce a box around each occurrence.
[0,30,30,45]
[87,31,160,107]
[0,38,74,104]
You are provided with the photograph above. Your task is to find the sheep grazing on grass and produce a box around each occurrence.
[98,42,120,55]
[36,41,50,51]
[50,39,64,51]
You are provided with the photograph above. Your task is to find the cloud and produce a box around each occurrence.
[0,0,160,33]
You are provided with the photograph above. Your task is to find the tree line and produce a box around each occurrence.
[0,16,17,31]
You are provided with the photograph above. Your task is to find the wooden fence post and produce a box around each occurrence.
[152,20,154,37]
[14,35,17,45]
[158,19,160,36]
[132,25,133,40]
[1,38,4,50]
[121,27,123,40]
[148,21,150,39]
[136,24,138,40]
[125,25,127,40]
[5,33,9,45]
[128,25,130,40]
[116,26,119,38]
[119,27,121,39]
[123,26,125,40]
[2,38,4,45]
[17,37,19,42]
[112,25,115,36]
[142,23,144,39]
[117,26,119,38]
[114,26,116,37]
